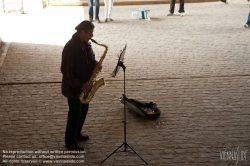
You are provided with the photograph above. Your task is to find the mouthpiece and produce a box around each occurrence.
[90,39,97,44]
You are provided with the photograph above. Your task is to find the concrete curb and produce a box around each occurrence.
[0,41,10,68]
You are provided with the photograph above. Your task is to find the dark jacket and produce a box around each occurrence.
[61,35,96,100]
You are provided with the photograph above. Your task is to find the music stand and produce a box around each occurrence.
[101,45,148,165]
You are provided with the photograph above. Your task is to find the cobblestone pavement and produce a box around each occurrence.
[0,1,250,166]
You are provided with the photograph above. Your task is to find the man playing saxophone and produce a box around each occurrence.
[61,20,101,151]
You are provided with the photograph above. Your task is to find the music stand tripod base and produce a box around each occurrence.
[101,139,148,165]
[102,53,148,165]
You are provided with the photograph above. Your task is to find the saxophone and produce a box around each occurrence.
[79,39,108,104]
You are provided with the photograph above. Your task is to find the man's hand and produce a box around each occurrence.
[95,61,102,72]
[98,65,103,72]
[82,83,92,93]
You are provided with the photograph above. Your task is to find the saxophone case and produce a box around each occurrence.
[119,96,161,119]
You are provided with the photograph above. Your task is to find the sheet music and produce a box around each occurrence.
[111,44,127,77]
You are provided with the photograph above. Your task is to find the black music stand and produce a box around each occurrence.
[101,45,148,165]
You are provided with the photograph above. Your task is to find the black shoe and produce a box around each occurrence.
[65,142,84,151]
[77,134,89,141]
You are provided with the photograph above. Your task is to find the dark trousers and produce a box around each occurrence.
[88,0,100,19]
[247,12,250,26]
[169,0,185,13]
[65,99,89,144]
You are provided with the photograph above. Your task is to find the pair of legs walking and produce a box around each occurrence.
[88,0,100,21]
[168,0,185,16]
[104,0,114,22]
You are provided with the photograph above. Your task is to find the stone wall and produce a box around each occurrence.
[1,0,45,13]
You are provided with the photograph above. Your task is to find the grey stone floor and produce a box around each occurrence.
[0,2,249,166]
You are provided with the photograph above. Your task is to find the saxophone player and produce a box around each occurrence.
[61,20,101,151]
